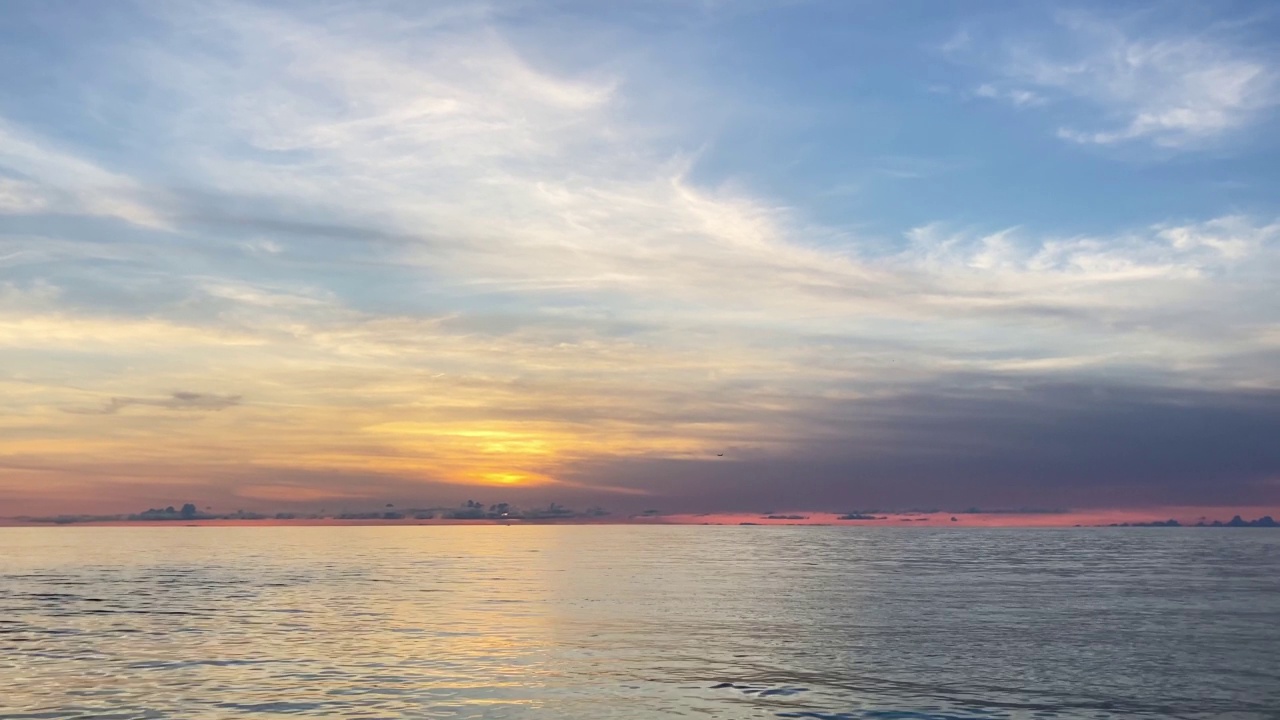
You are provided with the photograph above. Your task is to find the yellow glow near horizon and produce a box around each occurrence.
[367,424,556,456]
[481,472,535,486]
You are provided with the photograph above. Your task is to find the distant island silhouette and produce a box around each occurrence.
[7,504,1279,528]
[11,500,612,525]
[1105,515,1277,528]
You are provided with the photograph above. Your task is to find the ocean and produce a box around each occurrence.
[2,526,1277,719]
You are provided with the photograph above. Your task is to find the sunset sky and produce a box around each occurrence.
[2,0,1279,518]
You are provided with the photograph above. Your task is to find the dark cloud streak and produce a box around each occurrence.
[561,377,1280,512]
[65,391,242,415]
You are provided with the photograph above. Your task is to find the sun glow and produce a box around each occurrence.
[481,472,535,486]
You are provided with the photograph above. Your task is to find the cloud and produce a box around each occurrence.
[972,83,1047,108]
[560,378,1280,512]
[1154,215,1276,261]
[66,392,243,415]
[956,11,1278,149]
[0,177,50,214]
[0,120,168,227]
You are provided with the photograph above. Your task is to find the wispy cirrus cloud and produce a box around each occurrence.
[0,120,167,227]
[972,83,1046,108]
[953,10,1279,149]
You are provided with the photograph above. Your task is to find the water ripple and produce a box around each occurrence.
[1,526,1278,719]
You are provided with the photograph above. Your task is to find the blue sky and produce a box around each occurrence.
[1,0,1278,515]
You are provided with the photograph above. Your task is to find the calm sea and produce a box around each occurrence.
[2,526,1278,719]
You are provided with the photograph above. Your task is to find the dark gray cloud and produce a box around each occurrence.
[559,377,1280,512]
[65,391,242,415]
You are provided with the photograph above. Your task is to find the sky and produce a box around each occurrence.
[2,0,1279,518]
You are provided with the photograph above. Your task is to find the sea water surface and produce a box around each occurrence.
[1,526,1278,719]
